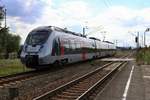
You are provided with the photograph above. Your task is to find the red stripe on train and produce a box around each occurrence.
[82,50,86,60]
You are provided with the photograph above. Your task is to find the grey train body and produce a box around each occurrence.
[20,26,116,69]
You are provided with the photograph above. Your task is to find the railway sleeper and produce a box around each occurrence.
[65,90,84,93]
[68,88,87,92]
[51,97,71,100]
[73,83,89,86]
[73,85,89,89]
[65,90,85,94]
[60,91,81,96]
[69,87,87,90]
[78,81,95,85]
[54,94,78,99]
[78,81,92,84]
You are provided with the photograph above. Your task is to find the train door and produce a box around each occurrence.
[52,37,61,56]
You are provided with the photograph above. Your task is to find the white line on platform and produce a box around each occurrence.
[143,76,150,79]
[122,65,135,100]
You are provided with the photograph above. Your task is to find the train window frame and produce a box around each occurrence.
[26,30,51,45]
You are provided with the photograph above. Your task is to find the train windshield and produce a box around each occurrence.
[26,30,51,45]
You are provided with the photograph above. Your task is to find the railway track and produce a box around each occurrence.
[0,60,109,87]
[123,53,133,58]
[0,52,131,86]
[0,61,108,86]
[33,61,127,100]
[0,53,130,86]
[0,69,51,86]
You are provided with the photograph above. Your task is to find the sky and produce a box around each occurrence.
[1,0,150,47]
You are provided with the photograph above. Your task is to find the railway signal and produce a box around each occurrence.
[135,37,138,43]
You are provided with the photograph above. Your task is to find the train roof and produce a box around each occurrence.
[32,26,52,32]
[89,37,114,44]
[34,26,87,38]
[51,26,86,38]
[103,41,114,44]
[89,37,101,41]
[31,26,115,44]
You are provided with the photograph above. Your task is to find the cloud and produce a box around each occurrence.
[2,0,46,23]
[33,0,92,29]
[4,0,92,44]
[7,16,40,43]
[3,0,150,47]
[86,6,150,47]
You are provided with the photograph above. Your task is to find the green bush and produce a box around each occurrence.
[136,47,150,64]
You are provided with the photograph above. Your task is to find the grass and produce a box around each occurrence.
[115,50,132,57]
[136,47,150,65]
[0,59,32,77]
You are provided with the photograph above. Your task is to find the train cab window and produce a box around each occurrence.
[26,30,51,45]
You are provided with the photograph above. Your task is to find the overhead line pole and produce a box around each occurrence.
[83,27,85,36]
[144,31,146,47]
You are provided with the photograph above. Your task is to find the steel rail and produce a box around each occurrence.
[0,69,50,86]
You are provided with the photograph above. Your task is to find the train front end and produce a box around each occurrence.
[20,27,52,69]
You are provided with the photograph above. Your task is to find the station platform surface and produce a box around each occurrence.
[95,61,149,100]
[100,58,135,62]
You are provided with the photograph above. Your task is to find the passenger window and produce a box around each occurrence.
[70,40,75,50]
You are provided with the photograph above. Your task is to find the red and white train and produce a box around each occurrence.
[20,26,116,69]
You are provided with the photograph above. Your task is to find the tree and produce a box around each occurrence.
[5,33,21,59]
[6,34,21,53]
[0,6,4,26]
[0,6,21,59]
[0,6,5,53]
[0,27,8,53]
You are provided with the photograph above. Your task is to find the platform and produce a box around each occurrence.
[95,61,148,100]
[100,58,135,62]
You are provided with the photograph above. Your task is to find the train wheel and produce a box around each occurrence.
[61,59,68,66]
[53,60,60,67]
